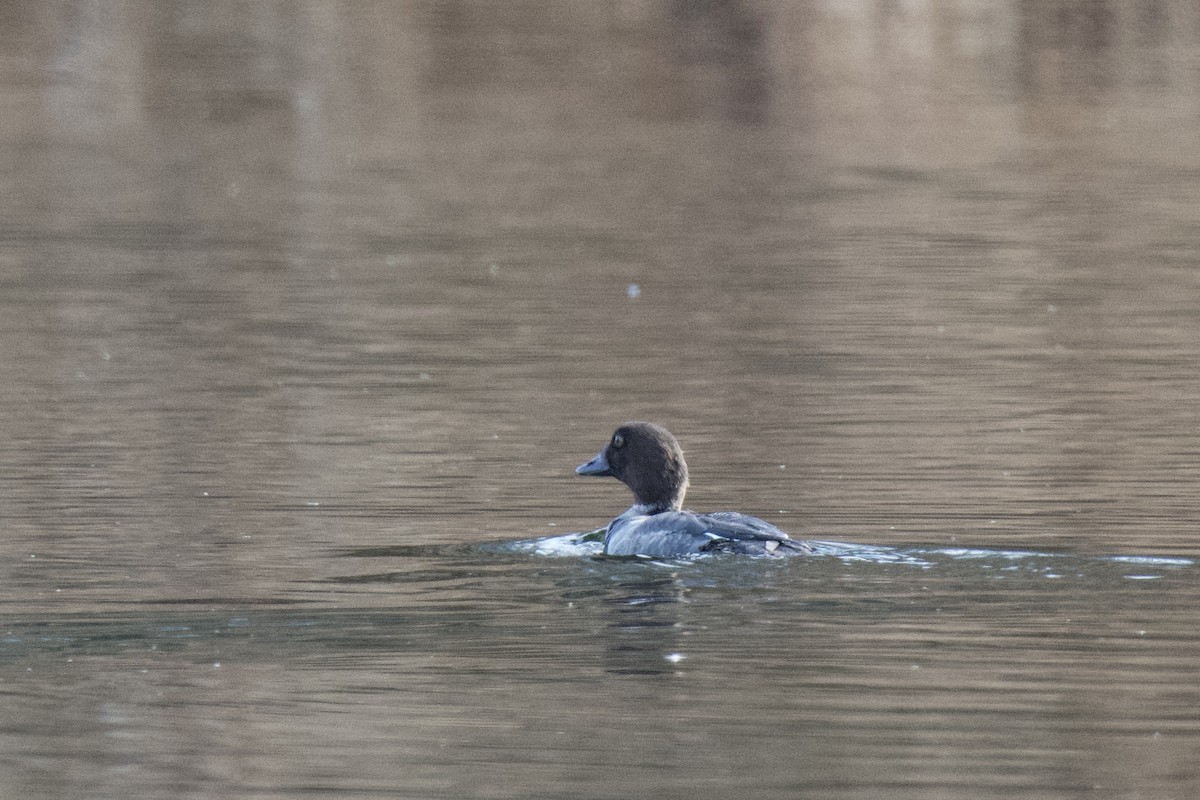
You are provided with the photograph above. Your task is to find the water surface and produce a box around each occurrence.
[3,2,1200,798]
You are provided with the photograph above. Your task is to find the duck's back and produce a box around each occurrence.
[603,509,812,557]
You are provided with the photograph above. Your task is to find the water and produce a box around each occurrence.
[2,545,1196,798]
[3,1,1200,798]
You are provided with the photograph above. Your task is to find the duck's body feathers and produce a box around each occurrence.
[604,507,812,557]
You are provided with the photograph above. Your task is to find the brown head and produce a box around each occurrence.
[576,422,689,512]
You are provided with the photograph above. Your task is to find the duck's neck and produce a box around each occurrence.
[629,493,684,515]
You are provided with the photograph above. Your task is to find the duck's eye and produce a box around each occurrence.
[612,434,625,448]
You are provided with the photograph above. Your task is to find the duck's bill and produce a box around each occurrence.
[576,450,612,476]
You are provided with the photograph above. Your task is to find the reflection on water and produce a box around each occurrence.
[2,547,1197,798]
[3,1,1200,798]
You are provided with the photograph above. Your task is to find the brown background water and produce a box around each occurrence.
[2,2,1200,798]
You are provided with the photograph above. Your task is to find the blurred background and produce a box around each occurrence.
[2,2,1200,798]
[5,0,1200,563]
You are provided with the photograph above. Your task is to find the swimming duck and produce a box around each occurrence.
[576,422,812,557]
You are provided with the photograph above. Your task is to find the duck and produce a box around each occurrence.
[576,422,812,557]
